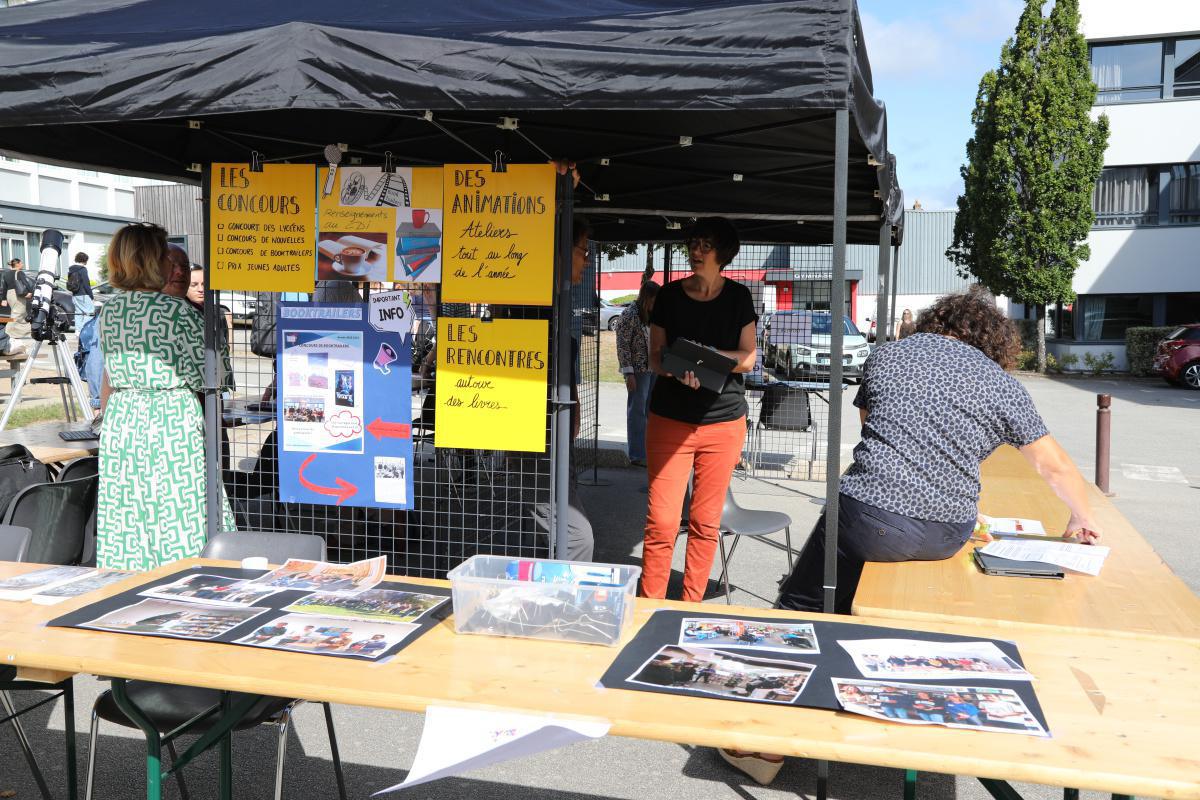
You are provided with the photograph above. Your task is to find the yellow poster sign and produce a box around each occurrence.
[209,163,316,292]
[440,163,556,306]
[317,166,444,284]
[435,317,549,452]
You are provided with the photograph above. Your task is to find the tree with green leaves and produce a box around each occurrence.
[947,0,1108,372]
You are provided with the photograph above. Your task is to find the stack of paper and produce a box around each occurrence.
[977,515,1046,537]
[979,540,1110,576]
[0,566,125,601]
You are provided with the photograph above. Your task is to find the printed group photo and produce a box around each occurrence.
[838,639,1032,681]
[236,614,416,659]
[680,617,819,654]
[831,679,1047,737]
[81,599,266,641]
[249,556,386,593]
[140,573,284,607]
[283,398,325,423]
[284,588,446,623]
[630,645,816,705]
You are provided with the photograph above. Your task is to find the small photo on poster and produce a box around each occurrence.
[235,613,417,660]
[339,167,415,208]
[679,617,819,655]
[334,370,355,407]
[318,232,388,283]
[80,599,267,640]
[832,679,1048,737]
[283,397,325,423]
[628,645,815,705]
[283,588,446,623]
[396,208,442,283]
[374,457,407,504]
[138,573,284,607]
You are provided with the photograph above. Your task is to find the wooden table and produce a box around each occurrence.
[853,445,1200,640]
[0,420,98,464]
[3,559,1199,800]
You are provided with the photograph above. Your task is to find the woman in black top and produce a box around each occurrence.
[641,217,757,601]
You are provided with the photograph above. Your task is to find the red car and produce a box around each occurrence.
[1153,324,1200,389]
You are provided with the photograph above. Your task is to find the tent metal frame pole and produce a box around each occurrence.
[551,172,576,560]
[573,207,878,223]
[200,168,222,542]
[823,108,849,616]
[888,243,900,344]
[874,222,890,344]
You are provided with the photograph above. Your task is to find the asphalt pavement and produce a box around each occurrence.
[2,373,1196,799]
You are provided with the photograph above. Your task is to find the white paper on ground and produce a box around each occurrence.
[980,540,1110,576]
[979,515,1046,536]
[372,706,609,795]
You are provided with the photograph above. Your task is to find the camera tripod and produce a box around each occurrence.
[0,325,92,432]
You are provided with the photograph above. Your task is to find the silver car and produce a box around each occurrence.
[764,311,870,381]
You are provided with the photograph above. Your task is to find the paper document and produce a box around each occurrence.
[373,706,609,794]
[977,515,1046,536]
[980,540,1110,576]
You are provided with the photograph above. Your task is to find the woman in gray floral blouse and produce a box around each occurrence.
[615,281,660,465]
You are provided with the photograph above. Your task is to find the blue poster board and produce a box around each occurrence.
[276,302,414,508]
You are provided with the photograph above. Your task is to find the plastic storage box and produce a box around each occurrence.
[447,555,641,646]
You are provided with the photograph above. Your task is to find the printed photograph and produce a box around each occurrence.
[33,570,137,602]
[283,398,325,423]
[317,232,388,282]
[374,456,408,504]
[680,617,819,654]
[838,639,1032,681]
[81,599,266,640]
[832,679,1048,737]
[139,573,284,607]
[0,565,93,595]
[235,614,417,659]
[334,370,355,407]
[283,588,446,623]
[248,556,387,594]
[629,645,816,705]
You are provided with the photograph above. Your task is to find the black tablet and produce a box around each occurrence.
[661,338,737,393]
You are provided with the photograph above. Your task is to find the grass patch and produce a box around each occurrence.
[597,330,623,383]
[5,403,69,429]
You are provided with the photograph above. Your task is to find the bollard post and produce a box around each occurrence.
[1095,393,1112,495]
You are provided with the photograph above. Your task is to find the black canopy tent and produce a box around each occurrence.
[0,0,903,613]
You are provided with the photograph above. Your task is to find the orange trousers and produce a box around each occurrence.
[641,413,745,602]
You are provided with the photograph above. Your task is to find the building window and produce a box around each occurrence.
[1091,41,1163,102]
[1092,166,1158,226]
[1165,293,1200,326]
[1079,294,1153,341]
[1168,164,1200,224]
[1049,303,1075,341]
[1173,37,1200,97]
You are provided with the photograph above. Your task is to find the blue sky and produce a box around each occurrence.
[859,0,1025,210]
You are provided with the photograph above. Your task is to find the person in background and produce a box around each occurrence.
[642,217,757,601]
[615,280,660,466]
[3,257,34,340]
[0,260,24,355]
[897,307,916,339]
[181,262,235,392]
[67,251,94,331]
[96,222,236,570]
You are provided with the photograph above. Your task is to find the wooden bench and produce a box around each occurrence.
[852,445,1200,640]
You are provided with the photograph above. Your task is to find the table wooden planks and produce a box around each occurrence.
[2,559,1200,799]
[853,445,1200,640]
[0,420,98,464]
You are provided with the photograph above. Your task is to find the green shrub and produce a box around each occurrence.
[1045,354,1060,373]
[608,293,638,306]
[1083,351,1115,375]
[1058,353,1079,371]
[1125,326,1176,377]
[1016,350,1038,370]
[1012,319,1039,351]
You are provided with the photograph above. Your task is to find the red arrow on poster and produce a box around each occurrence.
[366,418,412,441]
[298,454,358,505]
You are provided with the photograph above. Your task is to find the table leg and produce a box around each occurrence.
[815,759,829,800]
[63,679,78,800]
[1063,790,1079,800]
[219,692,234,800]
[109,679,163,800]
[904,769,917,800]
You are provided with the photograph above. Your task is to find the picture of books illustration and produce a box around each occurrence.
[396,209,442,281]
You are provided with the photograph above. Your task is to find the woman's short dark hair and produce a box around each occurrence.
[686,217,740,268]
[915,289,1021,369]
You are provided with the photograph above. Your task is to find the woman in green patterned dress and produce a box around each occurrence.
[97,223,234,570]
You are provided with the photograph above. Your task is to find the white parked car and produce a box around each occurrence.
[763,310,870,381]
[92,281,256,324]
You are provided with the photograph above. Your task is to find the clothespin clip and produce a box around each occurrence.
[480,305,493,323]
[493,149,508,174]
[383,151,396,175]
[249,151,264,173]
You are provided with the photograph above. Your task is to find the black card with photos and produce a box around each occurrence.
[49,565,451,662]
[599,610,1049,732]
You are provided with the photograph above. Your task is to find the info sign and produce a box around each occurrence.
[434,317,550,453]
[209,163,316,292]
[440,163,556,306]
[276,302,414,509]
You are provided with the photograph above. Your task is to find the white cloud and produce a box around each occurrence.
[860,0,1022,80]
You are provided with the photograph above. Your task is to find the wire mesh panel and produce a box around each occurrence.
[572,248,600,476]
[214,283,556,577]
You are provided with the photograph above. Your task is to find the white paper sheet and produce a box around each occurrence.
[372,706,609,794]
[980,540,1110,576]
[978,515,1046,536]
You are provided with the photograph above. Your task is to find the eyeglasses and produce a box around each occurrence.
[687,238,715,254]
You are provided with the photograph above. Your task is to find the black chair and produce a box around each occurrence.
[3,475,97,565]
[84,532,346,800]
[57,457,99,566]
[746,384,818,480]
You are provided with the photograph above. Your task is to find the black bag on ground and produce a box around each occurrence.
[0,444,52,519]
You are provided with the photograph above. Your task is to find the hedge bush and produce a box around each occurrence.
[1125,326,1176,377]
[1013,319,1039,351]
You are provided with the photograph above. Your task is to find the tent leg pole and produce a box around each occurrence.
[552,173,576,560]
[888,243,900,345]
[875,222,890,343]
[200,168,222,544]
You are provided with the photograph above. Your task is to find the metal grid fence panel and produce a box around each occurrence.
[214,283,554,577]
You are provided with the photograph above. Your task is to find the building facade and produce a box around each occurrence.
[1044,0,1200,368]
